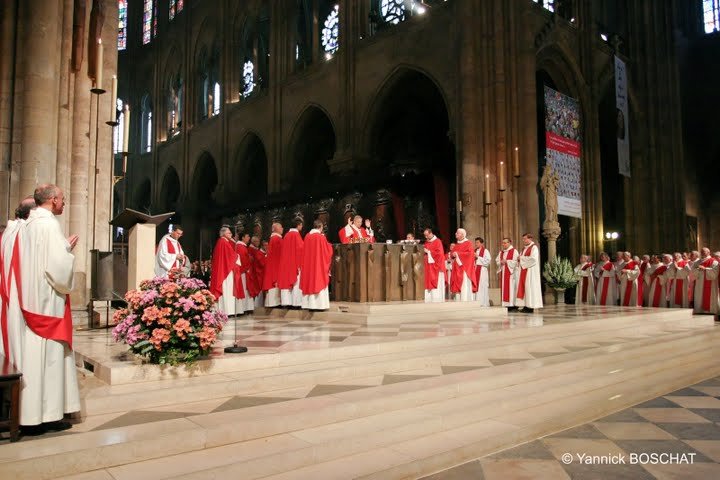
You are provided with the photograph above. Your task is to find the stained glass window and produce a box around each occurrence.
[146,111,153,152]
[321,4,340,55]
[153,1,158,37]
[705,0,720,33]
[118,1,127,50]
[381,0,405,25]
[242,61,255,98]
[169,0,180,20]
[142,0,153,44]
[213,82,221,115]
[534,0,554,12]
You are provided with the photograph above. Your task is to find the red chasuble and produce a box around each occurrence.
[338,226,348,244]
[247,245,265,297]
[210,237,237,300]
[424,237,446,290]
[233,242,252,299]
[261,234,283,291]
[277,230,304,290]
[300,231,333,295]
[450,241,477,294]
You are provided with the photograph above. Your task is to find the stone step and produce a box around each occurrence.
[3,324,715,480]
[105,330,720,480]
[81,313,708,415]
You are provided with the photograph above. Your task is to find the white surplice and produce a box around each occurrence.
[154,234,185,277]
[18,207,80,425]
[574,263,595,305]
[668,262,691,309]
[217,272,237,316]
[474,248,491,307]
[617,262,641,307]
[515,243,543,310]
[693,258,720,315]
[1,219,25,367]
[594,262,618,306]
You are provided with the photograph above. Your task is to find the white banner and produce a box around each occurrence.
[615,56,631,177]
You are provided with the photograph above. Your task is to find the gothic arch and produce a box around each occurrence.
[361,65,454,157]
[286,104,337,189]
[132,177,152,213]
[229,132,269,201]
[159,165,182,213]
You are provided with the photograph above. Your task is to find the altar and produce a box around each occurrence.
[331,242,425,302]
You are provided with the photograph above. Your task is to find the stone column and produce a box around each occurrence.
[18,0,63,198]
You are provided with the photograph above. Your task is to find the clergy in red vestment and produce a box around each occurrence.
[234,232,254,314]
[449,229,476,302]
[638,255,650,306]
[496,238,519,309]
[339,215,375,243]
[154,225,186,277]
[617,251,641,307]
[574,255,595,305]
[262,223,284,307]
[278,219,304,307]
[210,226,239,315]
[338,216,352,244]
[248,236,265,307]
[647,254,671,308]
[693,248,719,315]
[300,220,333,310]
[594,252,618,306]
[473,237,491,306]
[668,252,691,308]
[515,234,543,312]
[423,227,446,303]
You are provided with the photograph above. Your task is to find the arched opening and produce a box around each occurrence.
[230,133,268,202]
[599,84,627,251]
[132,178,152,213]
[366,68,456,243]
[187,153,220,259]
[159,166,181,214]
[288,106,335,190]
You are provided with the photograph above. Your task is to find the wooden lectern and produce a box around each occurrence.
[110,209,175,290]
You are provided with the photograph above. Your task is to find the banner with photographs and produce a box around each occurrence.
[615,56,631,177]
[544,86,582,219]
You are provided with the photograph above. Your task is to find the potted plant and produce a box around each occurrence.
[542,257,579,304]
[112,270,228,365]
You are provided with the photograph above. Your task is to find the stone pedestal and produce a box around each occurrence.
[543,220,561,262]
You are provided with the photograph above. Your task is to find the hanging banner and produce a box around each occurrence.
[615,56,631,177]
[544,86,582,218]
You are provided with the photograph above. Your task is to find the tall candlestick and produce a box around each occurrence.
[95,39,103,91]
[122,154,128,175]
[484,174,491,205]
[499,161,507,191]
[109,75,117,122]
[513,146,520,177]
[122,105,130,153]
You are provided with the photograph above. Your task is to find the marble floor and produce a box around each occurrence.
[423,376,720,480]
[0,305,718,479]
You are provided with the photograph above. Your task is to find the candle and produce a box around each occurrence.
[122,154,127,175]
[110,75,117,121]
[513,146,520,177]
[122,105,130,153]
[499,161,506,191]
[95,39,103,90]
[484,174,491,205]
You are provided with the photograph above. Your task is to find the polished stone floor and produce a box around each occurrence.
[0,305,718,479]
[423,376,720,480]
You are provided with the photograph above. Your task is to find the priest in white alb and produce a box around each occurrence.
[668,252,691,309]
[473,237,491,307]
[17,184,80,429]
[515,234,543,313]
[574,254,595,305]
[647,254,671,308]
[617,252,641,307]
[300,220,333,310]
[496,237,519,309]
[594,252,618,306]
[0,196,35,367]
[449,229,476,302]
[423,227,446,303]
[693,248,719,315]
[154,225,186,277]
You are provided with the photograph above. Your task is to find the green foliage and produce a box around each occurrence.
[543,256,579,289]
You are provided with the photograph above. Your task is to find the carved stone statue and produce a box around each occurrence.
[540,164,560,225]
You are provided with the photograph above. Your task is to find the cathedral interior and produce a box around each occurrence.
[1,0,719,304]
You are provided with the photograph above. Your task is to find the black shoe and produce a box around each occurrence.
[507,306,519,312]
[523,308,534,313]
[20,424,47,436]
[44,420,73,432]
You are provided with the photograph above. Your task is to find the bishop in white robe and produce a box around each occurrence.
[154,226,186,277]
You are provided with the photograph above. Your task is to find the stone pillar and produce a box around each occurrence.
[0,0,19,224]
[543,220,561,262]
[18,0,63,198]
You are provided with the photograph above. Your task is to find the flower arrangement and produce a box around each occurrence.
[112,270,228,365]
[543,256,580,290]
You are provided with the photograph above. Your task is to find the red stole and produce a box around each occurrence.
[10,236,73,348]
[600,262,613,305]
[424,238,445,290]
[500,248,516,303]
[581,262,593,303]
[516,244,535,300]
[165,238,181,269]
[622,261,638,306]
[672,261,686,306]
[474,247,486,293]
[700,257,716,311]
[650,265,668,307]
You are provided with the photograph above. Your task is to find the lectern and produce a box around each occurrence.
[110,209,175,290]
